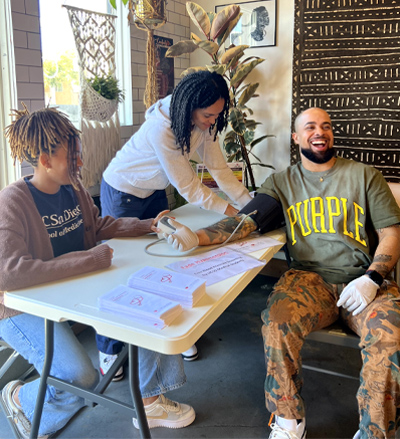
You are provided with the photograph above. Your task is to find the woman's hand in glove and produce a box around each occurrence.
[336,275,379,316]
[164,219,199,252]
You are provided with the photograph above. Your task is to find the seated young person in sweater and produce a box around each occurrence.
[0,105,195,438]
[164,108,400,439]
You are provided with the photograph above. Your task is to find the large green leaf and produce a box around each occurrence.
[236,83,250,94]
[250,134,275,148]
[238,83,259,106]
[223,141,241,155]
[227,152,242,162]
[166,40,198,57]
[226,54,242,75]
[207,12,216,25]
[186,2,211,38]
[244,130,255,146]
[229,108,246,135]
[207,64,227,75]
[238,105,254,115]
[250,162,275,169]
[210,5,240,40]
[196,40,219,55]
[224,130,236,143]
[216,13,242,47]
[191,33,202,44]
[249,150,262,162]
[219,45,248,65]
[181,66,208,76]
[237,56,259,65]
[230,59,264,88]
[245,120,261,131]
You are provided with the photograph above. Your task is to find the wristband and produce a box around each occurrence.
[365,270,384,287]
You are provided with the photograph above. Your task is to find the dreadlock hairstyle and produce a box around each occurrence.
[170,71,230,155]
[4,103,81,189]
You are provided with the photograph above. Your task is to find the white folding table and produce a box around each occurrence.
[4,204,285,439]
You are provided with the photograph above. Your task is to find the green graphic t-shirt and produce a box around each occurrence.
[257,157,400,284]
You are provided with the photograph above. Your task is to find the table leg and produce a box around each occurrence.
[128,344,151,439]
[30,319,54,439]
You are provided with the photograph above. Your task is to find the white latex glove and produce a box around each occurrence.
[336,275,379,316]
[164,219,199,252]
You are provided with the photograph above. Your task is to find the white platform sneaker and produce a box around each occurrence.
[268,415,306,439]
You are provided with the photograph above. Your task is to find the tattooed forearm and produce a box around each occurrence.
[373,225,400,276]
[200,216,258,245]
[372,255,392,277]
[373,254,392,263]
[373,263,391,277]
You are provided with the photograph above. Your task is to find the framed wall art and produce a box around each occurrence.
[215,0,276,48]
[153,35,174,99]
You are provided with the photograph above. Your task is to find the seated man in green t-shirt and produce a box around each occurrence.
[163,107,400,439]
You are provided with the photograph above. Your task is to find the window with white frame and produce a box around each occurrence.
[39,0,133,127]
[0,0,19,190]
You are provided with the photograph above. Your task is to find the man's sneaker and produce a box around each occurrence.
[181,344,198,361]
[132,394,195,429]
[353,431,360,439]
[99,351,124,382]
[269,415,306,439]
[0,380,49,439]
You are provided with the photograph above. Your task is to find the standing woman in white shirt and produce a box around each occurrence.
[98,70,252,375]
[101,70,251,218]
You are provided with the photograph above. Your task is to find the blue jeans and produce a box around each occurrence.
[98,179,186,396]
[0,314,98,436]
[100,178,169,220]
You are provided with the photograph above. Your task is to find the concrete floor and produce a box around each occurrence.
[0,274,362,439]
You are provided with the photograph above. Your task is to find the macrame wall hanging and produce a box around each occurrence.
[64,5,121,188]
[127,0,167,109]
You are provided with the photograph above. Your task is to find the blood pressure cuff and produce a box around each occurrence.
[239,193,285,234]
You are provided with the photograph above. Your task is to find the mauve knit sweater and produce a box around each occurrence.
[0,177,154,319]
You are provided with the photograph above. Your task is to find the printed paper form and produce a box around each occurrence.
[166,248,265,286]
[224,235,283,254]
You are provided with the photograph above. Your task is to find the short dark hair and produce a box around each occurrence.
[170,71,230,154]
[4,104,81,189]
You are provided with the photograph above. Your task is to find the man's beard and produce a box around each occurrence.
[301,147,335,164]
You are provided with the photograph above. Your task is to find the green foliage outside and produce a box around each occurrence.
[43,50,79,92]
[165,2,275,190]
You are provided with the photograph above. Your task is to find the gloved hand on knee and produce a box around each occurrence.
[336,275,379,316]
[164,219,199,252]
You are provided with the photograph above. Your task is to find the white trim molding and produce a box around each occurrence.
[0,0,20,189]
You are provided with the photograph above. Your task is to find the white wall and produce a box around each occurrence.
[189,0,295,186]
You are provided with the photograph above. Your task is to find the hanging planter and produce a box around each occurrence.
[109,0,168,109]
[82,75,125,123]
[132,0,167,30]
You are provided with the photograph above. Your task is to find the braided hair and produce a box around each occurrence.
[4,104,81,189]
[170,71,230,155]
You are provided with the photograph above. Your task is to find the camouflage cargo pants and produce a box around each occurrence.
[262,269,400,439]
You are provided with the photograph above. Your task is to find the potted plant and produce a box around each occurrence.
[87,75,125,103]
[81,74,125,123]
[165,2,274,190]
